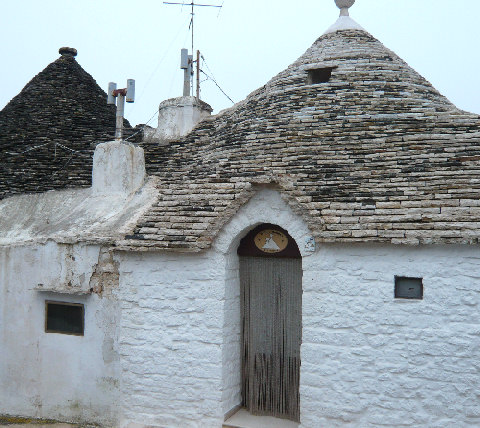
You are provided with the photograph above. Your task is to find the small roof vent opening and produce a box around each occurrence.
[307,67,333,84]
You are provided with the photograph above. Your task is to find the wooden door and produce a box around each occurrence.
[238,224,302,422]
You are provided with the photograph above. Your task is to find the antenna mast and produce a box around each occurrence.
[164,1,222,100]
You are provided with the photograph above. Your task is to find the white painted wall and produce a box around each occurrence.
[2,188,480,427]
[116,189,480,427]
[300,243,480,427]
[221,251,242,417]
[115,250,227,428]
[0,178,158,248]
[0,242,120,426]
[115,189,312,427]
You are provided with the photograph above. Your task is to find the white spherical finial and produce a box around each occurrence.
[335,0,355,16]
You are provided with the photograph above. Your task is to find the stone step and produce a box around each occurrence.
[223,409,299,428]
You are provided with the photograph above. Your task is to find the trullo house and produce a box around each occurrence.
[1,1,480,427]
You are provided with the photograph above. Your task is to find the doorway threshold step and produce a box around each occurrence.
[223,409,299,428]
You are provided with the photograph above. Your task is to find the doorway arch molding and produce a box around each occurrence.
[212,188,314,258]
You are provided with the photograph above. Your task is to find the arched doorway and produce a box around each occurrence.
[237,224,302,422]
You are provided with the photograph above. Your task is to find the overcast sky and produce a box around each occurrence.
[1,0,479,127]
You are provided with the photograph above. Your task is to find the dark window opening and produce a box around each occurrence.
[395,276,423,300]
[45,301,84,335]
[307,67,333,84]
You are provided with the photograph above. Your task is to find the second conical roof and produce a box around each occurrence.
[0,49,132,199]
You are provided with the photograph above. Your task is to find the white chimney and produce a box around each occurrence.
[144,95,213,144]
[92,141,146,195]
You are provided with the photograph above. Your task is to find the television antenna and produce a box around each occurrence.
[164,1,222,55]
[164,1,222,100]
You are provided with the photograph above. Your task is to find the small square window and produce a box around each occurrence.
[395,276,423,300]
[45,301,84,335]
[307,67,333,84]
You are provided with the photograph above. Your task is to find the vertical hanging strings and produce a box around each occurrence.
[240,256,301,422]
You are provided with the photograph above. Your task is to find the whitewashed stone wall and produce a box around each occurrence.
[221,251,241,416]
[115,189,313,427]
[301,244,480,427]
[115,251,227,428]
[0,242,121,425]
[117,189,480,427]
[4,189,478,427]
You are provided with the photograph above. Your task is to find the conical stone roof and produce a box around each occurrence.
[128,25,480,251]
[0,48,132,199]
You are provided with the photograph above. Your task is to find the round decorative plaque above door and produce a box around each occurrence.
[237,223,301,258]
[254,229,289,254]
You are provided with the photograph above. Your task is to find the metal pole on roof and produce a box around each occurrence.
[196,50,201,100]
[115,94,125,141]
[107,80,135,141]
[181,48,191,96]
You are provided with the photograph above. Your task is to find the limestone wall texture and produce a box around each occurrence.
[0,242,121,426]
[115,251,227,428]
[300,244,480,427]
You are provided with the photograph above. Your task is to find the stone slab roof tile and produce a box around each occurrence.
[118,29,480,251]
[0,49,134,199]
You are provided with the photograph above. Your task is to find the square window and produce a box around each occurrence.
[45,301,84,335]
[394,276,423,300]
[307,67,334,84]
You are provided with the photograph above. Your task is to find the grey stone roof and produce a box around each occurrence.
[0,49,132,199]
[123,28,480,251]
